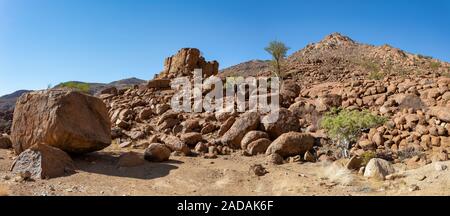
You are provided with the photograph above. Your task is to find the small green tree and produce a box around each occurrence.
[265,41,289,79]
[320,108,386,158]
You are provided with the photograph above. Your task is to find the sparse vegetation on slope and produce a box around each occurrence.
[58,81,91,93]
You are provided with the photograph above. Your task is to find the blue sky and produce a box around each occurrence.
[0,0,449,96]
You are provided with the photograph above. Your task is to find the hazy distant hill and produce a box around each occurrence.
[0,90,32,111]
[54,77,146,95]
[0,77,146,112]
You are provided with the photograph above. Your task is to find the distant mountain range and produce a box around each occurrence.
[0,77,146,112]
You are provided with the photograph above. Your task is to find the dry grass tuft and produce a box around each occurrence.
[320,163,354,186]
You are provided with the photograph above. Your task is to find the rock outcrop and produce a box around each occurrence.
[158,48,219,79]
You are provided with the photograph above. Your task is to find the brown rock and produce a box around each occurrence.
[428,106,450,122]
[265,132,315,157]
[161,135,190,155]
[304,151,316,162]
[201,123,217,134]
[249,164,268,176]
[155,104,171,115]
[0,135,12,149]
[194,142,208,153]
[289,101,316,118]
[138,108,153,121]
[359,140,376,150]
[144,143,171,162]
[267,153,284,165]
[315,94,342,112]
[262,108,301,139]
[442,92,450,101]
[180,132,203,146]
[218,116,235,136]
[10,144,75,179]
[116,119,131,130]
[221,112,260,148]
[11,90,111,154]
[246,138,271,155]
[118,141,132,148]
[241,131,269,150]
[431,136,441,147]
[372,132,385,146]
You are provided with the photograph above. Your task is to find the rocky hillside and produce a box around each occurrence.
[221,33,450,84]
[219,60,270,78]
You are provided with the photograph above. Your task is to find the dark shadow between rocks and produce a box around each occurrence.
[71,151,180,180]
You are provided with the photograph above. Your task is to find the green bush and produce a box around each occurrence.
[368,71,384,80]
[443,72,450,78]
[430,62,441,71]
[360,151,377,165]
[58,81,90,93]
[320,108,387,157]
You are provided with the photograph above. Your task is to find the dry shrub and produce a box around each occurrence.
[320,163,354,186]
[398,94,427,111]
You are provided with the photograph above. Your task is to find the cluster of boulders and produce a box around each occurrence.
[0,89,113,179]
[97,48,450,174]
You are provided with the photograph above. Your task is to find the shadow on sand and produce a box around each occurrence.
[71,151,181,180]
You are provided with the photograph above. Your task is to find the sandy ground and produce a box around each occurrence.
[0,146,448,196]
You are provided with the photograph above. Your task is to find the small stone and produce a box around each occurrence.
[0,135,12,149]
[118,141,132,148]
[304,151,316,163]
[194,142,208,153]
[409,184,420,192]
[250,164,268,176]
[180,132,203,146]
[267,153,283,165]
[417,175,427,181]
[434,163,448,171]
[144,143,171,162]
[289,155,302,163]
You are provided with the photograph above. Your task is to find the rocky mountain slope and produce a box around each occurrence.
[221,33,450,83]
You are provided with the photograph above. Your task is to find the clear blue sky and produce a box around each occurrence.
[1,0,449,95]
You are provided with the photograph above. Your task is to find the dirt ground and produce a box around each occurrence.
[0,146,448,196]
